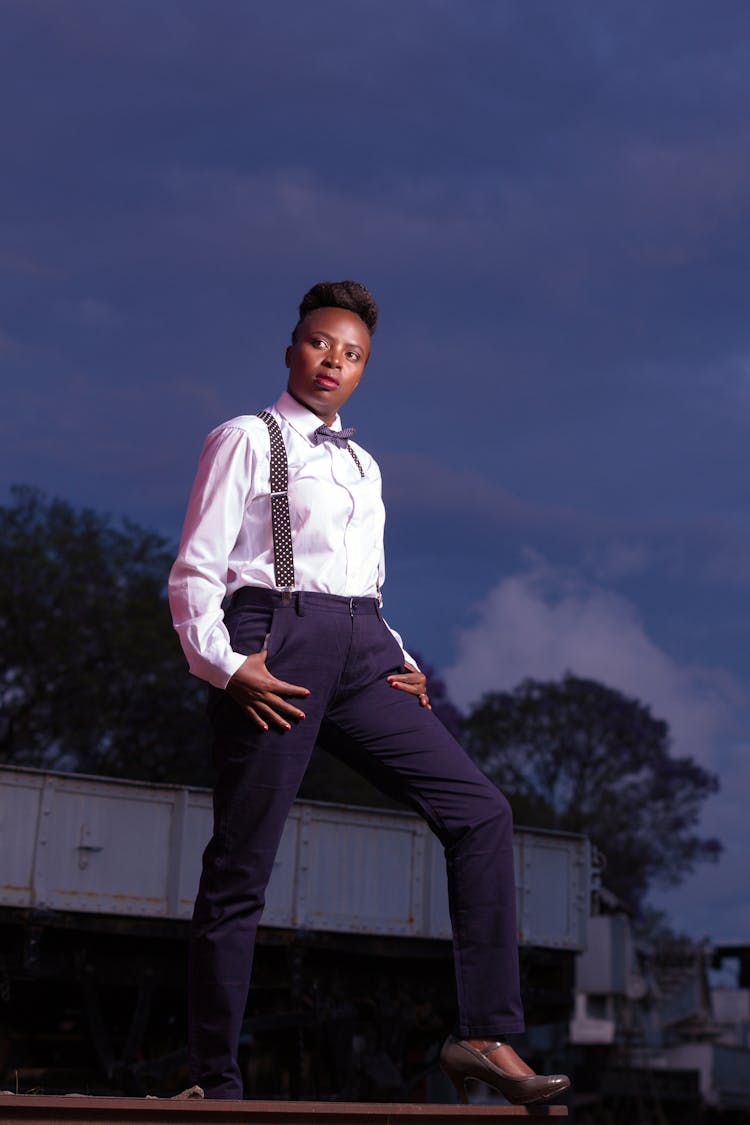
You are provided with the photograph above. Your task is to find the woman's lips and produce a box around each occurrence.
[314,374,339,389]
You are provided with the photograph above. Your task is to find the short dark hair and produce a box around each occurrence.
[292,280,378,340]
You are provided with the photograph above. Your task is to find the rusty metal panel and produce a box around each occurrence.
[0,766,589,950]
[294,804,425,936]
[0,768,44,906]
[36,774,175,916]
[516,829,590,950]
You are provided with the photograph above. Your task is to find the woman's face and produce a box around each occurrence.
[285,306,370,425]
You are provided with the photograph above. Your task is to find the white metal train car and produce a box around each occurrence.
[0,765,591,1098]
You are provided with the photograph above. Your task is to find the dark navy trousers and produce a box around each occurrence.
[189,588,524,1098]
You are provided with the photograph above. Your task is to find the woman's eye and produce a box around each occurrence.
[311,338,327,349]
[346,351,361,362]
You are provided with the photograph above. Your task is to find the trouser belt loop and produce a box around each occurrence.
[295,591,305,617]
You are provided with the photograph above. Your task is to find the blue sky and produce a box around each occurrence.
[2,1,749,942]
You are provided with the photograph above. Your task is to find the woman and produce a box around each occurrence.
[168,280,570,1104]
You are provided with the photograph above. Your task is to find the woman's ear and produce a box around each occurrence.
[284,344,292,369]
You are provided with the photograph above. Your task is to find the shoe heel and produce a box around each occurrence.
[441,1067,469,1105]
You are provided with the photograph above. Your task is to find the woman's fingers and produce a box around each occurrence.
[265,672,311,699]
[233,687,308,726]
[227,653,311,730]
[386,666,431,708]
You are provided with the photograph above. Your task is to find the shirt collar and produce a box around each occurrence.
[274,390,342,442]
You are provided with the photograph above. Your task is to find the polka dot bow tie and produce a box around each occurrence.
[312,424,357,448]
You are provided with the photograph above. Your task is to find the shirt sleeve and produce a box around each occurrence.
[168,424,258,689]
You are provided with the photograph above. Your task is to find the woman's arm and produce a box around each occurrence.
[168,425,256,688]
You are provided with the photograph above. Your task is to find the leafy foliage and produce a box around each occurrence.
[0,486,211,784]
[464,674,722,914]
[0,488,468,802]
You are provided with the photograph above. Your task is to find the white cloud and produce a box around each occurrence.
[443,558,743,769]
[442,559,750,939]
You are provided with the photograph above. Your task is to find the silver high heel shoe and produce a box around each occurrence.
[440,1036,571,1105]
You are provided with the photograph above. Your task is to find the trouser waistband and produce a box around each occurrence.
[230,586,382,616]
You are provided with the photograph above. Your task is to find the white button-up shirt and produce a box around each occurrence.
[169,391,411,688]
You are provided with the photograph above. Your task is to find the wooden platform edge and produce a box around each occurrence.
[0,1094,568,1123]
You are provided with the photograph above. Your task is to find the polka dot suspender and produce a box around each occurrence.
[256,411,369,597]
[346,444,365,479]
[257,411,296,590]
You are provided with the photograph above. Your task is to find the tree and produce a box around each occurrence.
[464,674,722,915]
[0,486,468,801]
[0,486,211,784]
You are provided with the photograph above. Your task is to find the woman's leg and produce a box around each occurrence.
[189,594,356,1097]
[324,610,524,1037]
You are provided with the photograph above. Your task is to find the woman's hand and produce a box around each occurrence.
[386,662,431,709]
[227,652,310,731]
